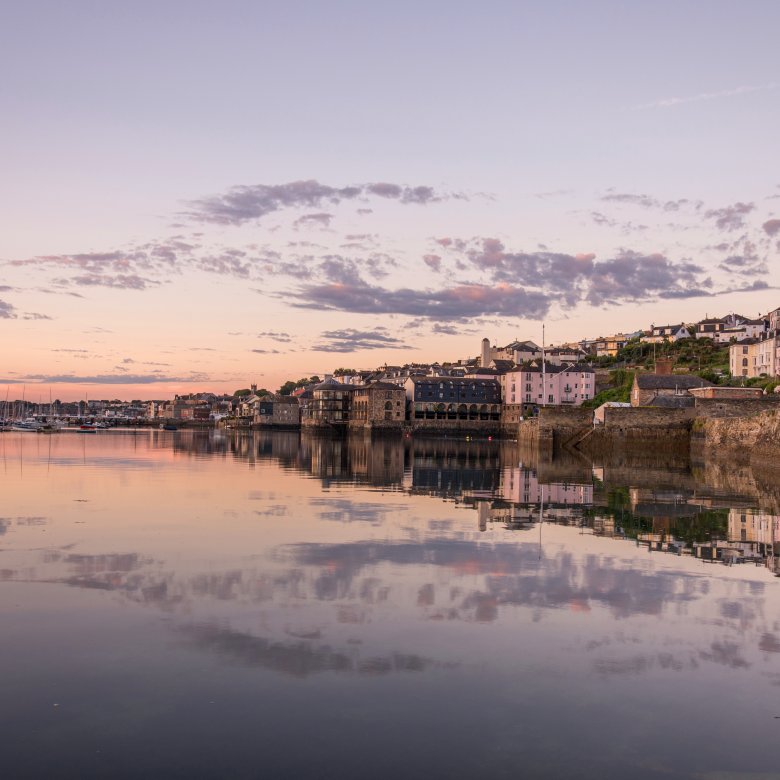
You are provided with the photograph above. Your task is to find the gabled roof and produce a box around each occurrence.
[408,376,500,386]
[635,374,713,390]
[491,359,515,371]
[358,381,404,391]
[503,340,540,350]
[313,377,352,390]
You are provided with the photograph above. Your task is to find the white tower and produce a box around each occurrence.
[481,338,490,368]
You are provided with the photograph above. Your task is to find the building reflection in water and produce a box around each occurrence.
[157,428,780,574]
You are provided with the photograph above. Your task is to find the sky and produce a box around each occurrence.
[1,0,779,401]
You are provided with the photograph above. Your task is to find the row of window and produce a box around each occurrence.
[511,383,591,391]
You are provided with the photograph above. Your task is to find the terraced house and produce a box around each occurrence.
[501,363,595,412]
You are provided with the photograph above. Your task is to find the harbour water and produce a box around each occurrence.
[2,430,779,779]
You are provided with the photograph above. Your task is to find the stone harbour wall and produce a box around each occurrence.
[693,396,780,419]
[602,407,693,429]
[693,409,780,466]
[407,418,500,436]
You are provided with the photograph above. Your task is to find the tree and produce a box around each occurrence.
[278,376,320,395]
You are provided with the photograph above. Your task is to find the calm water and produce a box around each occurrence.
[2,430,780,780]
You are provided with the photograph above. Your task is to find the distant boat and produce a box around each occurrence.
[160,423,178,431]
[12,417,43,432]
[37,420,63,433]
[37,389,63,433]
[79,421,109,431]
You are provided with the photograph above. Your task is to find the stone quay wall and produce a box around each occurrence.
[348,419,404,432]
[517,418,540,447]
[538,406,593,430]
[693,396,780,419]
[602,407,693,429]
[500,404,524,433]
[406,418,500,436]
[693,409,780,467]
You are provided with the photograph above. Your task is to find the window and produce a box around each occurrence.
[548,394,554,403]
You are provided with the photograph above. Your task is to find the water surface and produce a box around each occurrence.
[2,430,779,779]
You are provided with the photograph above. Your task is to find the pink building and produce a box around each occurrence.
[500,465,593,505]
[500,363,595,408]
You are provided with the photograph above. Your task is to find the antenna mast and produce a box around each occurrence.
[541,323,546,407]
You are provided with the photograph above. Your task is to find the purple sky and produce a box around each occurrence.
[1,1,778,399]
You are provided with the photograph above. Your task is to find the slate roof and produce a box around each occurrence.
[647,394,696,408]
[491,359,515,372]
[313,377,357,391]
[360,381,404,391]
[511,361,594,374]
[635,374,713,390]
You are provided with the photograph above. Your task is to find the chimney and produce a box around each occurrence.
[655,358,674,375]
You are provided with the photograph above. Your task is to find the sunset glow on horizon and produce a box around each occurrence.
[2,2,778,401]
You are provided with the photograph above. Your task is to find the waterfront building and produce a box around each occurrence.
[301,377,357,427]
[501,362,595,410]
[404,376,501,425]
[253,395,301,427]
[350,382,406,429]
